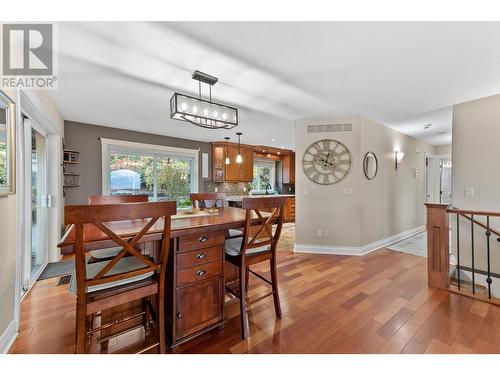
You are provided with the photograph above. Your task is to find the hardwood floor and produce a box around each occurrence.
[10,228,500,354]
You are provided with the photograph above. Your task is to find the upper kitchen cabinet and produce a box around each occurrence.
[282,152,295,184]
[212,144,225,182]
[211,142,254,182]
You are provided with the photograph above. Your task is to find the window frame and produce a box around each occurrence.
[251,158,276,194]
[101,138,199,199]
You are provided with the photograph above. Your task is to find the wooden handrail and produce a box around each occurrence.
[447,208,500,218]
[426,203,500,306]
[458,213,500,239]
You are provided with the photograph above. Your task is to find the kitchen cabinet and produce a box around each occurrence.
[212,145,225,182]
[211,142,254,182]
[284,196,295,222]
[282,152,295,184]
[168,230,225,347]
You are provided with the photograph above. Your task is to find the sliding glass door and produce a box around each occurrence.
[22,118,48,294]
[102,139,198,205]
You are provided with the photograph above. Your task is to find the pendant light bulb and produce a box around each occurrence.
[224,137,231,165]
[236,132,243,164]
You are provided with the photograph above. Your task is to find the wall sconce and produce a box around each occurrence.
[394,150,404,170]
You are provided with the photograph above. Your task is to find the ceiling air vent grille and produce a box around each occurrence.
[307,123,353,134]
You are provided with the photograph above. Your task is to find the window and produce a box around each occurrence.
[251,158,276,193]
[101,139,199,204]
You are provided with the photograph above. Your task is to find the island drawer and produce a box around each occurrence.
[177,245,223,271]
[177,260,223,286]
[178,231,225,253]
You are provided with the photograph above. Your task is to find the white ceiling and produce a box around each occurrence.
[384,106,453,145]
[49,22,500,147]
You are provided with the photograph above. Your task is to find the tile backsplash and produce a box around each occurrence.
[203,180,252,196]
[203,180,295,195]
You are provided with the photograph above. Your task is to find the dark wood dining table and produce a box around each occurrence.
[57,206,273,350]
[58,207,251,254]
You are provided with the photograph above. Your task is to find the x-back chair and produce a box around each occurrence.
[87,195,150,260]
[224,196,288,339]
[65,201,176,353]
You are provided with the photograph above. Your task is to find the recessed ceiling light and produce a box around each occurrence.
[271,138,276,142]
[424,123,432,129]
[280,146,285,149]
[277,151,281,155]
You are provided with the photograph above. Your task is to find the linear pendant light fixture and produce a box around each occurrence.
[170,70,239,130]
[236,132,243,163]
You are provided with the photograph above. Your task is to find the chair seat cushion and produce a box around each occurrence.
[228,228,243,237]
[69,256,154,294]
[90,246,122,259]
[225,237,270,257]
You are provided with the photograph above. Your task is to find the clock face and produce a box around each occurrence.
[302,139,352,185]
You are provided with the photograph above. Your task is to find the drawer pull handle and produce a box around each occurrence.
[177,313,182,319]
[196,253,206,259]
[199,236,209,243]
[197,270,207,277]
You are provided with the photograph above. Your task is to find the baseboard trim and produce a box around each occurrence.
[294,226,426,256]
[0,319,18,354]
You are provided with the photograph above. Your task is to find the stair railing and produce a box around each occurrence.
[425,203,500,305]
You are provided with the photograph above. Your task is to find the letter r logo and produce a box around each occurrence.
[2,24,53,75]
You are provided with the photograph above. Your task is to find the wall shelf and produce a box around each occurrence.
[63,147,80,190]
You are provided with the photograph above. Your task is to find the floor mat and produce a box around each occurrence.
[38,259,75,280]
[386,231,427,257]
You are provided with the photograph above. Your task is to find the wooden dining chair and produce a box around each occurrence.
[87,195,150,261]
[88,194,149,205]
[224,196,288,339]
[190,192,226,209]
[65,201,176,354]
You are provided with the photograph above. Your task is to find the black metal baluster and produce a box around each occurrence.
[486,216,492,299]
[456,213,461,290]
[471,214,475,294]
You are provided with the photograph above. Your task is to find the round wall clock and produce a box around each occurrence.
[302,139,352,185]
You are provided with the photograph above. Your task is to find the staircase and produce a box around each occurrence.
[426,203,500,306]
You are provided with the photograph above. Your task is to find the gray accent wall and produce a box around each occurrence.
[64,121,212,205]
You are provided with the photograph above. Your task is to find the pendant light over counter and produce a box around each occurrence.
[224,137,231,165]
[236,132,243,163]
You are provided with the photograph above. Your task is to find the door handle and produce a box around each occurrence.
[177,313,182,319]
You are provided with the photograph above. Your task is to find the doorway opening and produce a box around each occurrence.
[426,155,452,204]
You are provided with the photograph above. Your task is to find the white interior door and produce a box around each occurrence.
[440,161,452,204]
[21,117,49,295]
[426,157,441,204]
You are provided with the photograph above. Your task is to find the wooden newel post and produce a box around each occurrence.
[425,203,451,290]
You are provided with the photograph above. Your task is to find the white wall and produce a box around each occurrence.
[295,115,434,255]
[451,93,500,284]
[0,88,63,353]
[295,116,362,248]
[434,144,452,156]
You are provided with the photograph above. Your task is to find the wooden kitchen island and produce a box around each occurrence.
[57,206,275,350]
